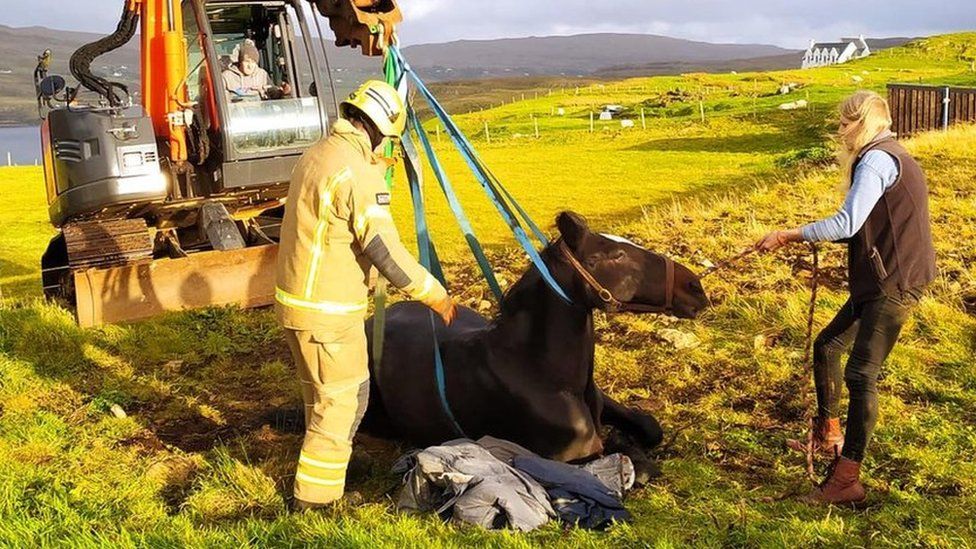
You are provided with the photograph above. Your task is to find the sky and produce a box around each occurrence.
[2,0,974,49]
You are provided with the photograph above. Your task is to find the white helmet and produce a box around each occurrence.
[339,80,406,137]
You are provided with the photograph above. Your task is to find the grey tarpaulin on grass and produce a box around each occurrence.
[392,439,554,531]
[393,437,635,531]
[513,455,632,529]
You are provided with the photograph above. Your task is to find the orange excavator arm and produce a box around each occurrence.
[130,0,190,163]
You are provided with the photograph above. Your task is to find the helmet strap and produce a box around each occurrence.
[347,106,385,150]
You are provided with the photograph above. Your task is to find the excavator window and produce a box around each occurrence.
[202,2,323,156]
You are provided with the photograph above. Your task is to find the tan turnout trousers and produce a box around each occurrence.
[284,324,369,503]
[276,119,447,505]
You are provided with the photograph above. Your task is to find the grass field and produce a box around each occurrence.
[1,34,975,546]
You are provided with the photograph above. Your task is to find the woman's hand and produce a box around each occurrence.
[755,228,803,253]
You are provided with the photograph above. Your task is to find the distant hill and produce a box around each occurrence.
[0,23,924,126]
[0,24,798,124]
[865,37,916,50]
[375,34,793,79]
[594,53,802,78]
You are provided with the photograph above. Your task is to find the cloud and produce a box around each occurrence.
[3,0,974,48]
[394,0,976,47]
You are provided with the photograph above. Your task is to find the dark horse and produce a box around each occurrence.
[363,211,709,480]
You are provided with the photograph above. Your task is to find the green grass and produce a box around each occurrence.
[1,34,976,546]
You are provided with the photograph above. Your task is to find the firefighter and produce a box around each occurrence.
[275,80,457,510]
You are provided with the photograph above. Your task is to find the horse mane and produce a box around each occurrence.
[497,243,564,317]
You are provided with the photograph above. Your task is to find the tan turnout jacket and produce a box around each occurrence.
[275,119,447,329]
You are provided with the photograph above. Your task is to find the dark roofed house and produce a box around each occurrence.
[802,35,871,69]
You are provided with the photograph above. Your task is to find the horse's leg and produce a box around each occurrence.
[600,390,664,449]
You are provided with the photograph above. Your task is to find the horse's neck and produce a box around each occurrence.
[487,259,594,390]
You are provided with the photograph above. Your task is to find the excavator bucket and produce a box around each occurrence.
[72,245,278,328]
[310,0,402,56]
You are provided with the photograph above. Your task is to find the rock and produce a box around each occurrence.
[778,99,808,110]
[754,333,780,350]
[656,328,700,350]
[109,404,127,418]
[478,300,492,311]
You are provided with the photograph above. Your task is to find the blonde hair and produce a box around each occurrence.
[838,90,893,186]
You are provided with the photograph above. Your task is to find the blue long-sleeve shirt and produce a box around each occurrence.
[801,150,900,242]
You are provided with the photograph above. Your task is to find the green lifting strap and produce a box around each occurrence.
[371,48,401,373]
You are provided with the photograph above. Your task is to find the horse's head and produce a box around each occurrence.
[555,211,709,319]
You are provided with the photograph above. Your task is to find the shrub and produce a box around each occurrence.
[775,145,836,169]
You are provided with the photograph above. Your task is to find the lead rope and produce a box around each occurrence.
[701,242,821,485]
[698,247,758,279]
[802,242,820,485]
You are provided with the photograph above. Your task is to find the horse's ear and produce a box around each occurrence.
[556,211,589,249]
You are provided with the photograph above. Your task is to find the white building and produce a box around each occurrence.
[801,35,870,69]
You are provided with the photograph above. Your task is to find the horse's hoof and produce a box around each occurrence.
[632,457,662,487]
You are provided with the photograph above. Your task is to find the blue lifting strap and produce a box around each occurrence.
[408,107,504,302]
[402,120,467,438]
[391,46,571,304]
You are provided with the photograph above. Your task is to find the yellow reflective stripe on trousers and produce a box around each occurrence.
[295,471,345,487]
[355,204,393,241]
[300,452,348,470]
[303,167,353,298]
[275,287,367,315]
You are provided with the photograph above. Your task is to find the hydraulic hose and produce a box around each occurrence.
[69,5,140,107]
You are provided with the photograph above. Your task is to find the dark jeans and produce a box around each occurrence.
[812,288,921,462]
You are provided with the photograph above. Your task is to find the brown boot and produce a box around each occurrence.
[803,457,866,506]
[787,417,843,457]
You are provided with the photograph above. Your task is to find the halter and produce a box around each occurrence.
[558,240,675,315]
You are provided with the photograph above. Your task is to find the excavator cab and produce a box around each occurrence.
[182,0,328,193]
[37,0,399,327]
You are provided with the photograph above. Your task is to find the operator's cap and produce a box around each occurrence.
[340,80,406,138]
[239,41,260,63]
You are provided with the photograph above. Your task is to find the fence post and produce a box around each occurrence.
[640,108,646,129]
[484,120,491,143]
[534,116,539,139]
[6,152,11,166]
[942,86,951,131]
[589,111,594,133]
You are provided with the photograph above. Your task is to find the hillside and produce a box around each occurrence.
[0,33,975,546]
[0,24,796,124]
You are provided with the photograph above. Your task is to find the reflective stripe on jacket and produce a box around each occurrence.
[275,119,447,330]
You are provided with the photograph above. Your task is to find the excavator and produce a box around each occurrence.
[34,0,401,327]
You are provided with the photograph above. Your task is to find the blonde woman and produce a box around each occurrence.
[756,90,936,505]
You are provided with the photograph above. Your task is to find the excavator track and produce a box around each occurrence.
[63,218,154,270]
